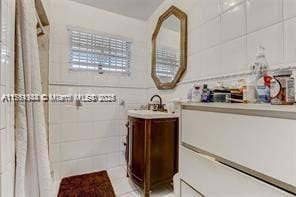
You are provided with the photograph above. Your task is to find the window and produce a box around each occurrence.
[156,46,180,81]
[69,27,132,74]
[156,47,180,80]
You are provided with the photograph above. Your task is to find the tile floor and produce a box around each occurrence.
[53,166,176,197]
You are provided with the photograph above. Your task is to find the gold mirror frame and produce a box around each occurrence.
[151,6,188,90]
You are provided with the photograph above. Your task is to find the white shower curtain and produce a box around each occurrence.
[15,0,52,197]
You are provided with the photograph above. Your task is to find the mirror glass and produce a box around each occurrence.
[155,15,181,83]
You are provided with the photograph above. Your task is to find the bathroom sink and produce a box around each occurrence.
[127,110,179,119]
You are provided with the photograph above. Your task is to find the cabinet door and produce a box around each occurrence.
[180,147,289,196]
[150,119,178,185]
[182,109,296,188]
[129,118,145,183]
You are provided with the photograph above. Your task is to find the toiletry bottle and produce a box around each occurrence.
[187,88,193,102]
[201,84,210,102]
[251,46,269,81]
[250,46,270,103]
[192,85,202,102]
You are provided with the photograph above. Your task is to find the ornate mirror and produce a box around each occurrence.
[152,6,187,89]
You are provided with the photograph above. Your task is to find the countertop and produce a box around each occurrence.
[127,110,179,119]
[181,102,296,120]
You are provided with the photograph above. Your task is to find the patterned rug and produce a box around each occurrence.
[57,170,116,197]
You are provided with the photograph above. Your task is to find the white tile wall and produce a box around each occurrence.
[221,0,245,11]
[147,0,296,104]
[201,17,221,50]
[0,0,15,196]
[201,46,222,76]
[46,0,149,181]
[221,36,247,73]
[49,86,147,180]
[199,0,221,24]
[221,3,246,42]
[247,0,283,33]
[284,17,296,63]
[247,23,284,67]
[284,0,296,19]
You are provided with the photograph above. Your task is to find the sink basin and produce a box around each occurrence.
[127,110,179,119]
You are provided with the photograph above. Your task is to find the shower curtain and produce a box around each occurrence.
[14,0,52,197]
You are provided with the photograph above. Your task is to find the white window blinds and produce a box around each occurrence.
[156,46,180,81]
[69,28,132,74]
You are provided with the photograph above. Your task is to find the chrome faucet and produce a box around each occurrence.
[149,95,164,111]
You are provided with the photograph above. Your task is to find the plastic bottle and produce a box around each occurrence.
[201,84,211,102]
[187,88,192,102]
[251,46,269,81]
[192,85,202,102]
[250,46,270,103]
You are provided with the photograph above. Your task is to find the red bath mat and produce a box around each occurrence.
[57,170,116,197]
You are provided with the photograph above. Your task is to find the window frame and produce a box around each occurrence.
[67,26,132,75]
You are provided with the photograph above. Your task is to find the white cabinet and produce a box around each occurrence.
[180,147,289,196]
[180,104,296,196]
[182,109,296,187]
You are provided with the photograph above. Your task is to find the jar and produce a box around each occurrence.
[270,70,295,105]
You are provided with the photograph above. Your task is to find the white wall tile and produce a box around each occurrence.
[49,103,61,124]
[60,156,105,178]
[201,17,221,49]
[247,23,284,66]
[284,0,296,19]
[49,143,60,163]
[59,123,93,142]
[247,0,283,33]
[199,0,221,23]
[284,18,296,63]
[201,46,222,76]
[93,121,119,139]
[49,124,61,144]
[221,0,245,11]
[187,52,204,80]
[221,3,246,42]
[189,3,203,29]
[59,140,98,161]
[222,36,247,73]
[189,27,202,55]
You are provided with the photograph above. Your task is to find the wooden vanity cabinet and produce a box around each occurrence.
[127,116,178,197]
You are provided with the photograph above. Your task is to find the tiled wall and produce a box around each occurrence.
[45,0,150,180]
[147,0,296,102]
[0,0,15,196]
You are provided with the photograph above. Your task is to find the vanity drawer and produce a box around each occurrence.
[180,147,289,196]
[181,109,296,188]
[181,180,203,197]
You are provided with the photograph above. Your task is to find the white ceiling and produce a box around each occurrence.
[69,0,165,20]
